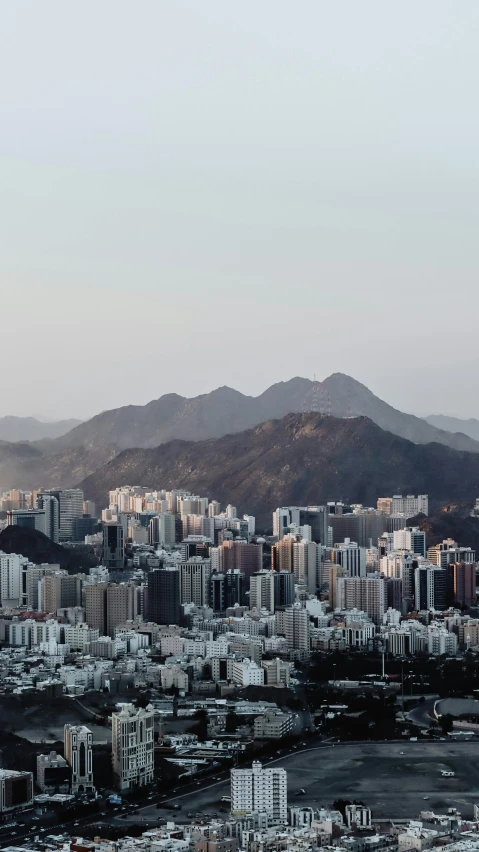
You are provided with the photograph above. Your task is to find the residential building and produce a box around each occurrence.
[250,571,275,613]
[448,561,477,608]
[231,761,287,823]
[390,495,429,517]
[262,658,291,687]
[273,571,295,609]
[393,527,427,558]
[293,540,318,593]
[275,604,310,651]
[112,703,155,791]
[211,570,246,613]
[330,538,365,578]
[232,658,265,686]
[428,539,475,568]
[414,565,447,611]
[64,725,94,793]
[336,576,386,623]
[85,582,137,636]
[40,571,83,612]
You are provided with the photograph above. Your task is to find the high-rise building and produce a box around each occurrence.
[212,540,263,582]
[428,539,475,568]
[393,527,426,558]
[389,495,429,517]
[272,536,295,573]
[26,564,58,609]
[448,561,477,608]
[41,489,84,542]
[148,513,176,547]
[231,761,287,823]
[293,540,318,593]
[112,703,154,791]
[273,506,328,544]
[415,565,447,611]
[103,523,125,569]
[179,557,211,607]
[0,551,32,607]
[250,571,275,613]
[211,569,246,614]
[147,567,180,625]
[330,539,365,578]
[273,571,295,609]
[36,494,60,542]
[64,725,94,793]
[85,582,137,636]
[6,509,47,537]
[275,604,310,650]
[40,571,83,612]
[336,575,386,623]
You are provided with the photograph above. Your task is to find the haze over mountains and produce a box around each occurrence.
[79,413,479,526]
[0,416,82,442]
[424,414,479,443]
[0,373,478,496]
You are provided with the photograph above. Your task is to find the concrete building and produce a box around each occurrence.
[275,604,310,651]
[273,571,295,609]
[393,527,427,558]
[330,539,365,578]
[40,571,83,612]
[231,761,287,823]
[36,751,70,794]
[85,582,137,636]
[36,493,60,542]
[336,575,386,623]
[262,658,291,688]
[428,539,475,568]
[112,703,155,791]
[250,571,275,613]
[415,565,447,611]
[6,508,47,537]
[448,561,477,608]
[391,495,429,517]
[293,540,318,593]
[254,710,293,740]
[64,725,94,793]
[0,770,33,813]
[232,658,265,686]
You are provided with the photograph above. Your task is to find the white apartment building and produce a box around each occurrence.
[112,703,155,791]
[391,495,429,517]
[275,605,310,651]
[427,626,458,656]
[330,539,365,578]
[64,724,94,793]
[250,571,275,613]
[231,761,287,823]
[64,624,100,651]
[393,527,427,558]
[262,657,292,687]
[0,551,29,607]
[232,658,265,687]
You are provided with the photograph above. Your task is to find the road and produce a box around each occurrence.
[3,740,479,845]
[135,741,479,822]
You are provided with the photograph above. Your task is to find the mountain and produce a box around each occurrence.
[45,374,479,455]
[0,526,98,572]
[0,416,82,442]
[0,440,117,492]
[79,413,479,527]
[424,414,479,443]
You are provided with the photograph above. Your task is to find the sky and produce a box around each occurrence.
[1,1,478,420]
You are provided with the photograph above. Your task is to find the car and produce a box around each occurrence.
[423,796,429,800]
[399,751,405,755]
[74,822,80,826]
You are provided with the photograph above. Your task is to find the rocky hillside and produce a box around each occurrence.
[0,440,117,492]
[79,413,479,527]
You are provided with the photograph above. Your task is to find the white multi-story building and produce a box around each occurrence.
[112,703,155,791]
[232,658,265,686]
[393,527,427,558]
[293,540,318,593]
[0,551,29,607]
[391,495,429,517]
[427,626,458,656]
[64,725,94,793]
[330,539,365,578]
[64,624,100,651]
[231,761,287,823]
[254,711,293,740]
[250,571,275,613]
[275,605,310,651]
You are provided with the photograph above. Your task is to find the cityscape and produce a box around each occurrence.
[2,1,478,852]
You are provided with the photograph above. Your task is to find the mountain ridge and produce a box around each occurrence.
[0,416,82,443]
[78,413,479,526]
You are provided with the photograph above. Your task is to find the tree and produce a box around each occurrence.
[439,713,454,734]
[225,711,240,733]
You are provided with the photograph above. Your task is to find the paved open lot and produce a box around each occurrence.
[133,741,479,823]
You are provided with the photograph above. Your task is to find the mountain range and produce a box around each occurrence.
[79,413,479,527]
[1,373,479,498]
[0,416,82,442]
[424,414,479,443]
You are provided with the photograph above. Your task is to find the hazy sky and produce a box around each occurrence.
[1,1,478,419]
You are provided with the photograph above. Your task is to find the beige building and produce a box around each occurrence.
[254,710,293,740]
